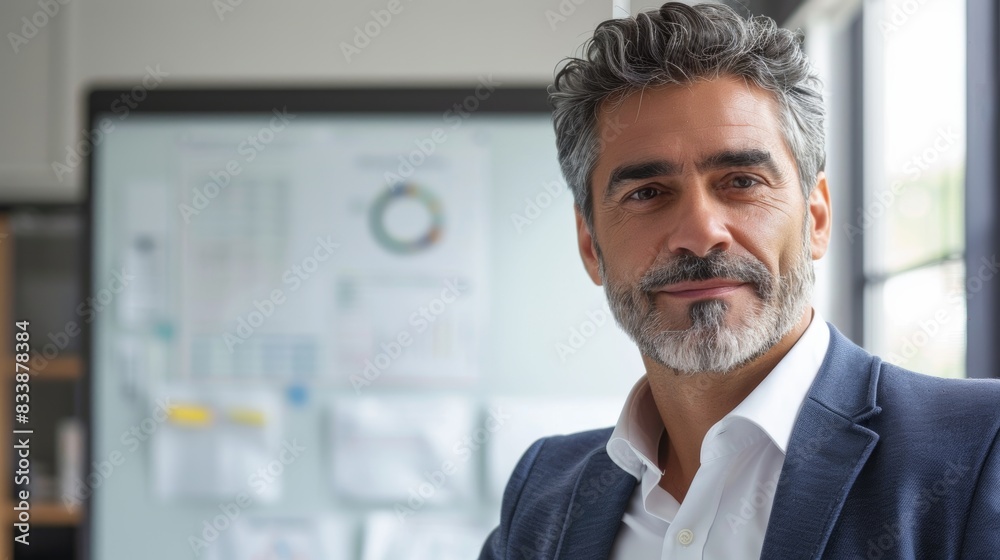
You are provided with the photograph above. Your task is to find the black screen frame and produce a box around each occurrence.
[82,85,553,560]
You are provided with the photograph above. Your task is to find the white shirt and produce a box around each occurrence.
[606,311,831,559]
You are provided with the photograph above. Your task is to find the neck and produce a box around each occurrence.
[647,306,814,502]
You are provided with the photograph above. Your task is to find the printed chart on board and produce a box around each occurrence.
[120,119,492,387]
[324,121,489,387]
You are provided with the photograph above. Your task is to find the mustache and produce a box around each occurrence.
[638,251,775,299]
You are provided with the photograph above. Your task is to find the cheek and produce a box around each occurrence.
[777,220,810,274]
[735,207,803,275]
[600,225,664,278]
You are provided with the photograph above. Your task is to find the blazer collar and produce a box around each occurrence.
[555,448,637,560]
[553,322,882,560]
[760,322,883,559]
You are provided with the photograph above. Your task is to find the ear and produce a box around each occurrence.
[807,171,832,260]
[575,205,603,286]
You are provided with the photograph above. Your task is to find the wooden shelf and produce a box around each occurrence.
[0,211,87,560]
[4,502,82,526]
[33,503,82,526]
[4,355,81,380]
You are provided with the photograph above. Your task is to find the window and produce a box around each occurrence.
[864,0,967,377]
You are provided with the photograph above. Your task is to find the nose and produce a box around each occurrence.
[665,185,733,257]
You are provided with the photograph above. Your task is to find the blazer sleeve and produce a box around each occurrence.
[959,427,1000,559]
[479,437,547,560]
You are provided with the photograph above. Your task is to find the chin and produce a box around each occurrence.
[642,299,788,374]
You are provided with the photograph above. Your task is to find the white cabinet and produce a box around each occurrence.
[0,0,79,201]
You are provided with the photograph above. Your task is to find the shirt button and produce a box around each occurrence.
[677,529,694,546]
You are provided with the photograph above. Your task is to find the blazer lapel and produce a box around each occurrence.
[555,450,637,560]
[760,323,883,560]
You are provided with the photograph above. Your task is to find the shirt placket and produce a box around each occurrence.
[658,448,731,559]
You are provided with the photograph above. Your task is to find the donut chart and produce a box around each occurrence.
[369,182,444,254]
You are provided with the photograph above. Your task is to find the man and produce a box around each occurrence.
[479,3,1000,559]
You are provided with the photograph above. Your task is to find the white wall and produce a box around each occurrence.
[1,0,636,201]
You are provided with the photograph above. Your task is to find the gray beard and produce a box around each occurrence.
[597,228,814,375]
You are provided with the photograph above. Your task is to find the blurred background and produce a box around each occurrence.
[0,0,996,558]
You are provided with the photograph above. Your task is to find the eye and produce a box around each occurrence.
[728,175,761,190]
[627,186,660,201]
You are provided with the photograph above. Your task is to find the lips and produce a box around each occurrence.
[659,279,749,299]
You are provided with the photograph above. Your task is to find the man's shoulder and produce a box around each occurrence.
[486,426,631,560]
[819,361,1000,557]
[824,322,1000,410]
[498,426,618,517]
[504,426,620,503]
[868,361,1000,454]
[878,360,1000,417]
[526,426,616,473]
[542,426,616,451]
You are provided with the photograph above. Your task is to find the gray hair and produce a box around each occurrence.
[549,2,826,231]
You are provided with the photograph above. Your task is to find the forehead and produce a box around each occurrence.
[592,76,794,184]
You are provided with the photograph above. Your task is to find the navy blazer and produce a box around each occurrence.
[479,323,1000,559]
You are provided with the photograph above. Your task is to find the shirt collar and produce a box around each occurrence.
[606,310,831,480]
[712,309,830,456]
[607,374,663,480]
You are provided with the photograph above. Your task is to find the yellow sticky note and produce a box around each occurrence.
[168,405,212,426]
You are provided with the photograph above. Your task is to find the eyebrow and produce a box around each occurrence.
[603,149,784,202]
